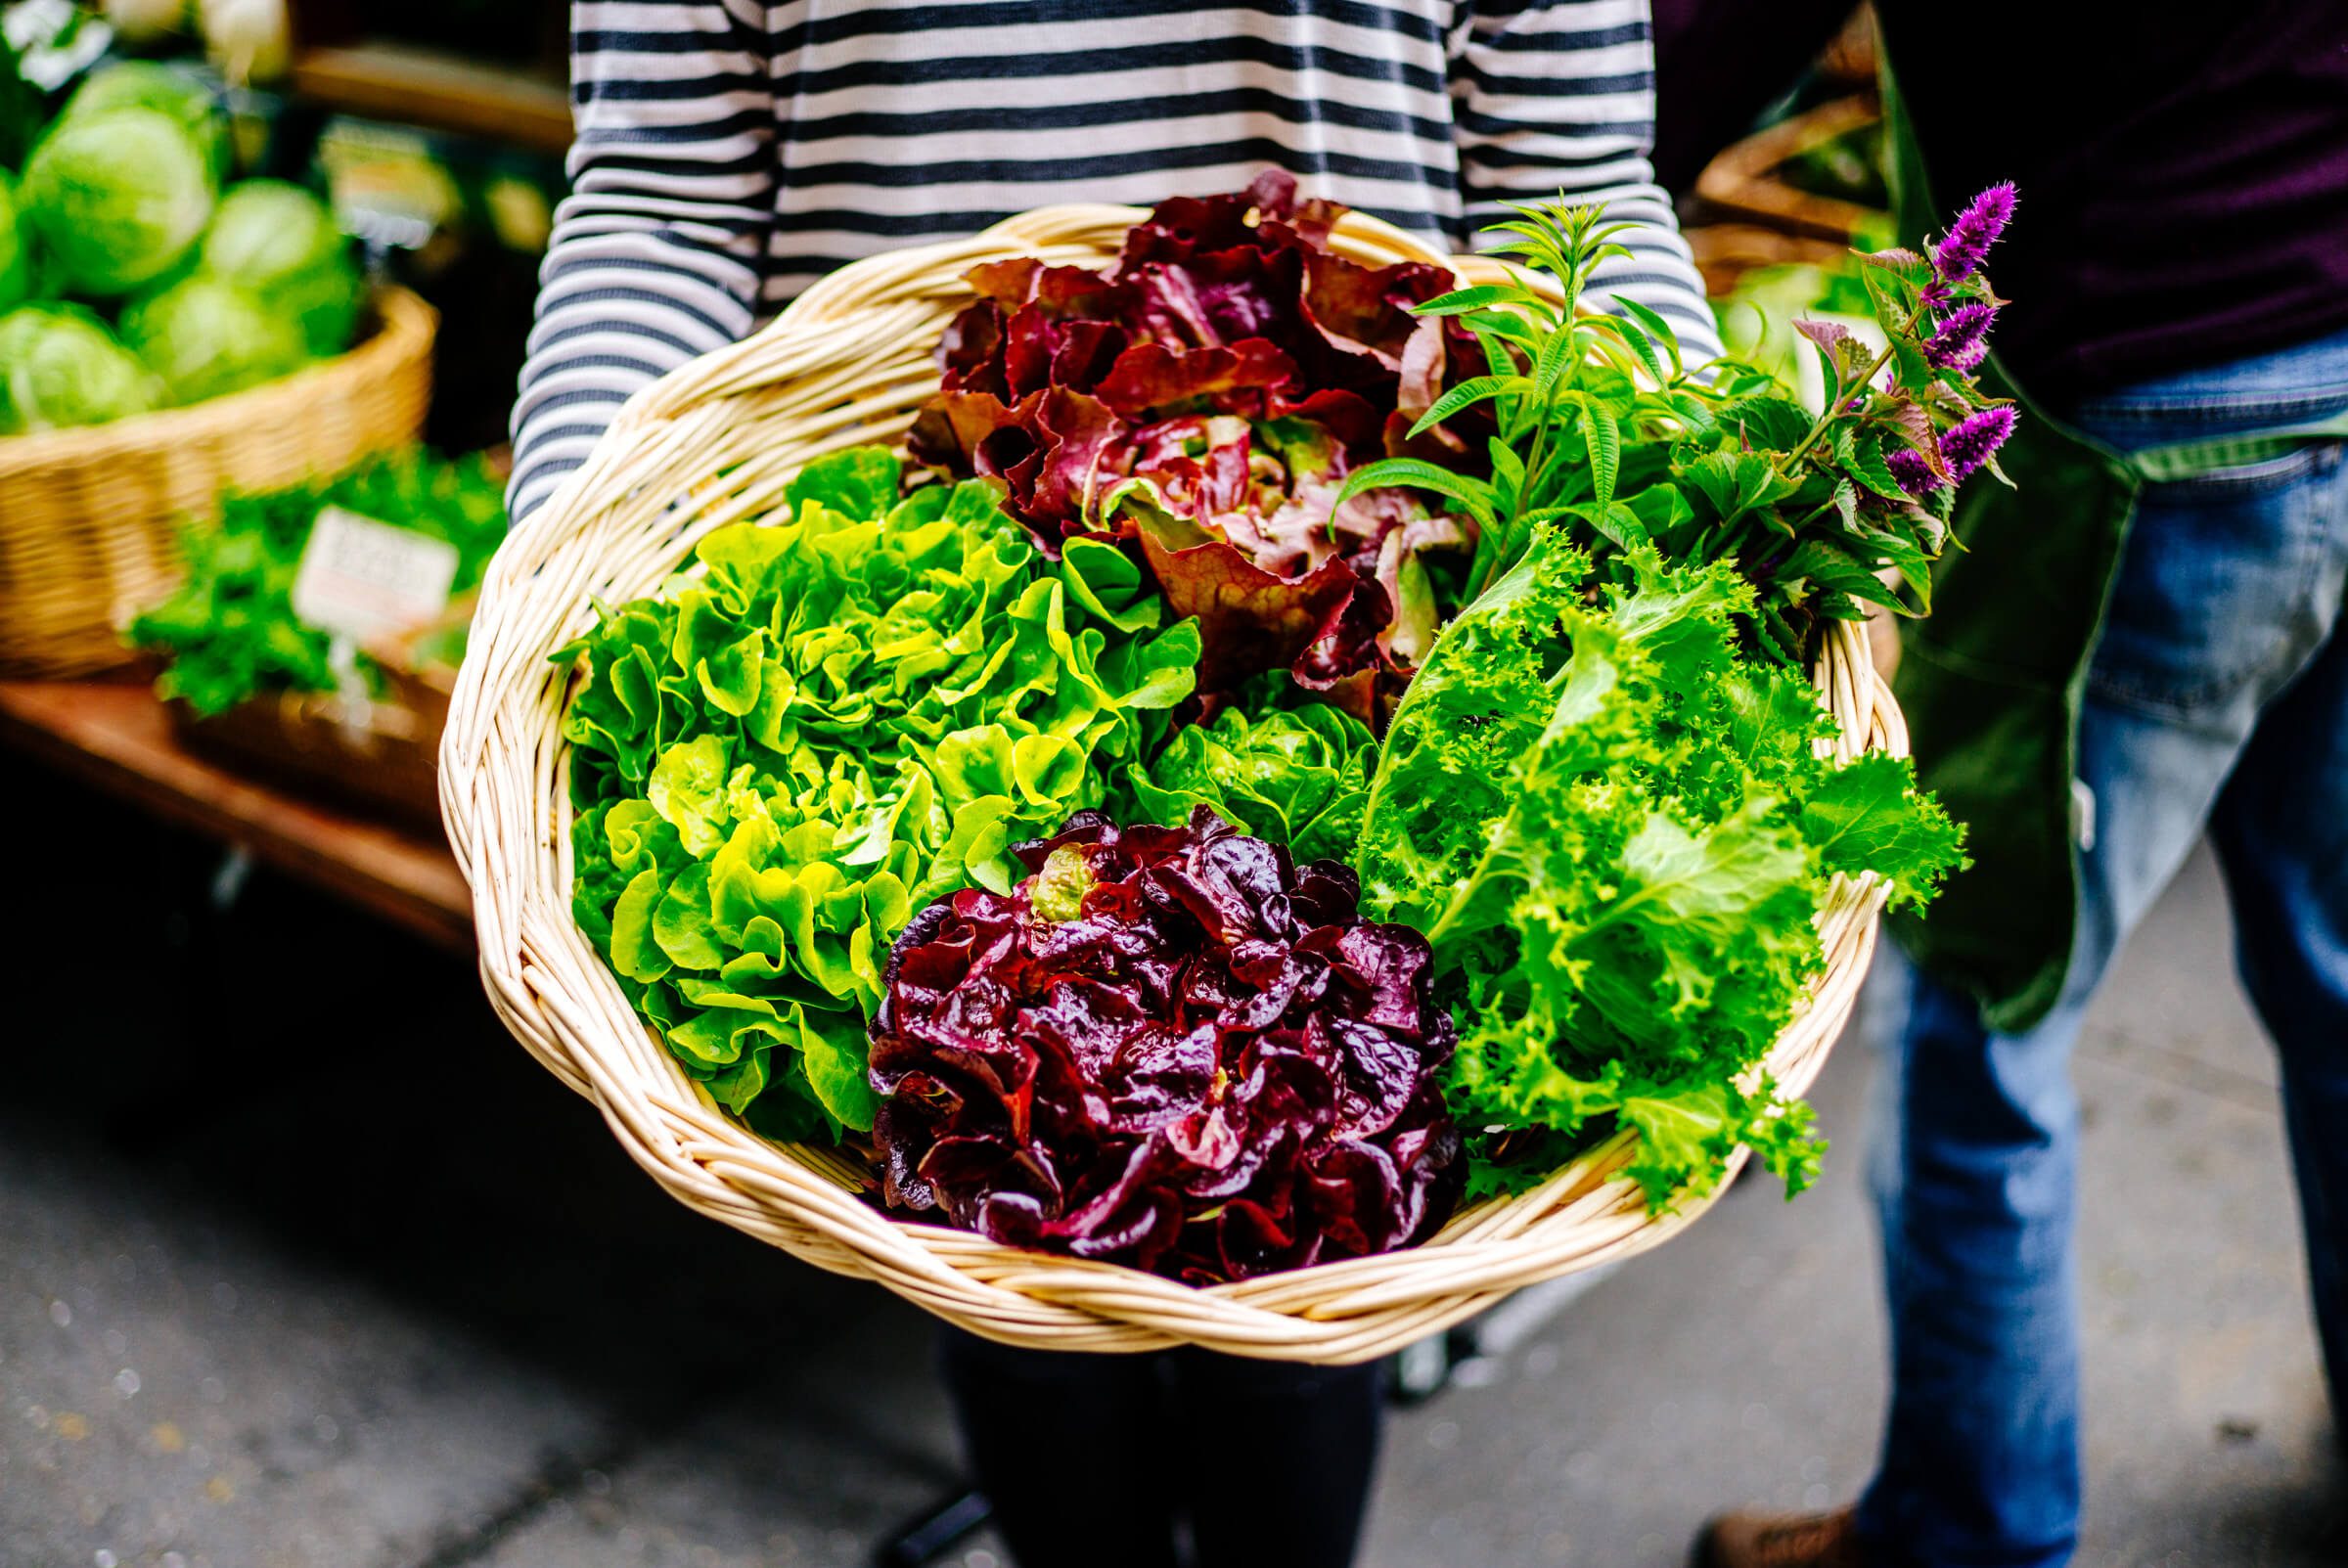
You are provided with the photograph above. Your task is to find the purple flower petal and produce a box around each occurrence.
[1941,405,2018,482]
[1925,302,1999,370]
[1887,446,1943,496]
[1932,183,2017,286]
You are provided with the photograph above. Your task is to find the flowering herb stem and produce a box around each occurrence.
[1338,185,2022,661]
[1776,298,1925,476]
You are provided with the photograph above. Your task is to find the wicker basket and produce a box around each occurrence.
[442,206,1904,1363]
[0,287,436,677]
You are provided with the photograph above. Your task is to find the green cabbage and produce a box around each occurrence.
[561,447,1200,1138]
[198,181,362,355]
[21,105,217,297]
[0,304,164,431]
[120,275,309,405]
[59,61,229,184]
[0,174,30,314]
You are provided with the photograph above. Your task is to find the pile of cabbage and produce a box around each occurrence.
[0,62,363,434]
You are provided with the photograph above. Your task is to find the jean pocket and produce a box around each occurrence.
[2086,442,2341,720]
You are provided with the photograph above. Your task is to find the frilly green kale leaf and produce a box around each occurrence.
[1354,530,1962,1206]
[561,448,1200,1140]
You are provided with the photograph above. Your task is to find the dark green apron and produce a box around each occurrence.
[1876,68,2348,1033]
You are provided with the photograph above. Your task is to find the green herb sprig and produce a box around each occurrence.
[1335,190,2019,662]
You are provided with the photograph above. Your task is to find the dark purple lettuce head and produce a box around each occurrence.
[870,807,1464,1283]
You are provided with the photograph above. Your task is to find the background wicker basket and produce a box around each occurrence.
[0,287,436,677]
[442,205,1904,1364]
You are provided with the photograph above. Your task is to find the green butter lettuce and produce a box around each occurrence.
[197,180,363,356]
[59,62,230,185]
[125,452,508,714]
[561,448,1200,1140]
[1124,698,1376,864]
[1354,531,1964,1206]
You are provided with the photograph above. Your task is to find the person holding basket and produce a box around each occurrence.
[1696,4,2348,1566]
[510,4,1719,1565]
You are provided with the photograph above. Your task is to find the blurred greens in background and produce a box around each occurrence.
[1,0,566,452]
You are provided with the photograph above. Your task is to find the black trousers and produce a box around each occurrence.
[938,1327,1386,1568]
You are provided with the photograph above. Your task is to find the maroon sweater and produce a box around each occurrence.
[1657,1,2348,404]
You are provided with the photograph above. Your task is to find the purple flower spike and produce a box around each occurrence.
[1933,183,2016,285]
[1941,405,2018,482]
[1926,302,1998,370]
[1888,446,1943,496]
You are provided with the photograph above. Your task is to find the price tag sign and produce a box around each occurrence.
[290,507,461,647]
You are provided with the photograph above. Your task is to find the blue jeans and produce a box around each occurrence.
[1857,326,2348,1568]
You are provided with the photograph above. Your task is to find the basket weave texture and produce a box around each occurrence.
[0,287,435,677]
[442,206,1905,1364]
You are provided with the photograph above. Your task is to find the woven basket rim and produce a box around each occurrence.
[0,285,436,479]
[441,204,1899,1362]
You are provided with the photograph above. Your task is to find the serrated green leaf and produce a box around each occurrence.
[1332,456,1497,527]
[1843,432,1910,503]
[1581,398,1620,510]
[1593,309,1668,386]
[1408,373,1529,438]
[1612,296,1685,378]
[1417,282,1546,317]
[1801,753,1967,910]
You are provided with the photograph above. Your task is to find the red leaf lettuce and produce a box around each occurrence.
[908,172,1476,701]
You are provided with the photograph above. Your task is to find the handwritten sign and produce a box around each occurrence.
[290,507,460,648]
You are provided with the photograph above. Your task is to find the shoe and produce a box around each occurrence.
[1693,1506,1866,1568]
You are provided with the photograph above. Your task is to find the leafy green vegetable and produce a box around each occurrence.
[0,174,32,315]
[1123,699,1376,864]
[21,104,217,297]
[196,180,362,356]
[561,447,1199,1139]
[56,61,228,185]
[125,452,508,715]
[1354,529,1963,1205]
[121,275,310,405]
[0,303,163,431]
[1336,196,2016,664]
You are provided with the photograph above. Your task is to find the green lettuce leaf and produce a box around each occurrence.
[1355,531,1961,1206]
[563,448,1198,1136]
[1123,699,1377,863]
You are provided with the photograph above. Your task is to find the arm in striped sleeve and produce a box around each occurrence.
[507,1,777,523]
[1450,0,1724,366]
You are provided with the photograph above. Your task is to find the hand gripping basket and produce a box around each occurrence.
[441,205,1905,1364]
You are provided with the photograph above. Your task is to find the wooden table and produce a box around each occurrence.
[0,679,474,953]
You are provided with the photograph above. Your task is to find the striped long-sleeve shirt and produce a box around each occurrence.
[510,0,1723,520]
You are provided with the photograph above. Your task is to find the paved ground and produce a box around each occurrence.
[3,791,2341,1568]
